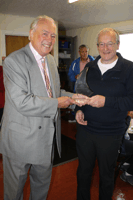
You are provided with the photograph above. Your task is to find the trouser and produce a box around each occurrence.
[76,124,123,200]
[122,139,133,175]
[126,155,133,175]
[123,138,133,175]
[2,155,52,200]
[123,139,133,155]
[0,108,3,122]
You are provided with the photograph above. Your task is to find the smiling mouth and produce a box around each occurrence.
[42,43,51,48]
[103,52,110,55]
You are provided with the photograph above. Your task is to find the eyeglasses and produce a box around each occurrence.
[97,42,117,48]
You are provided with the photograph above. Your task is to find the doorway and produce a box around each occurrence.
[6,35,29,56]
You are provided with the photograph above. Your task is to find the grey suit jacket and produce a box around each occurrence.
[0,44,73,165]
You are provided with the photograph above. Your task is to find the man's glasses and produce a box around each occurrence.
[97,42,117,48]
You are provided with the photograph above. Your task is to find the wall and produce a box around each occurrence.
[0,13,58,65]
[66,20,133,58]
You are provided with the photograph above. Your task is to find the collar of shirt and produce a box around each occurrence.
[29,42,44,63]
[98,58,118,75]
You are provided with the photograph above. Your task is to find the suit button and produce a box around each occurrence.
[38,126,41,129]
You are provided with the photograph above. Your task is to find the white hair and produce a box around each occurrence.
[29,15,56,40]
[97,28,120,45]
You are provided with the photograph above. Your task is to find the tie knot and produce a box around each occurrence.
[41,58,45,63]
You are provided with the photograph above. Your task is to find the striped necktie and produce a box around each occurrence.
[41,58,53,98]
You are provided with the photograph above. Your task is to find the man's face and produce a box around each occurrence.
[30,19,56,57]
[79,47,88,61]
[97,31,120,64]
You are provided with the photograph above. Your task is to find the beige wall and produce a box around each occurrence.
[66,20,133,58]
[0,13,58,65]
[1,13,133,64]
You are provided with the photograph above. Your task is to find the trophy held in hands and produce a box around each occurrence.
[75,67,93,97]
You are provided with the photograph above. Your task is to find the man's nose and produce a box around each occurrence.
[46,34,52,42]
[103,44,108,50]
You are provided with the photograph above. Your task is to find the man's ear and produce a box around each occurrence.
[117,41,120,50]
[29,30,33,41]
[97,44,99,52]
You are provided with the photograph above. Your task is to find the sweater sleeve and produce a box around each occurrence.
[105,66,133,111]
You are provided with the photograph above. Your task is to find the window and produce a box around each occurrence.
[117,33,133,62]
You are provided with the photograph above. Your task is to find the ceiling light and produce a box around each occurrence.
[69,0,79,3]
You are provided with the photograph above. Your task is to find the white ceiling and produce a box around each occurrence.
[0,0,133,30]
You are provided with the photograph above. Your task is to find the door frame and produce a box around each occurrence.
[1,30,58,65]
[1,30,29,59]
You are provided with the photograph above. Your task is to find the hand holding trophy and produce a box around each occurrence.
[72,93,90,106]
[73,67,93,105]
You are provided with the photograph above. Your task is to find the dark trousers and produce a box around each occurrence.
[76,124,123,200]
[123,139,133,175]
[126,155,133,175]
[0,108,3,122]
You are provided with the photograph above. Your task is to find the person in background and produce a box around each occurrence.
[68,45,94,122]
[68,44,95,93]
[120,111,133,186]
[0,15,89,200]
[75,28,133,200]
[120,155,133,186]
[0,65,5,122]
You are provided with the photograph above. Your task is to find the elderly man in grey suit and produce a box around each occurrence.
[0,15,89,200]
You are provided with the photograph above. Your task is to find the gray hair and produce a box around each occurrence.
[29,15,56,40]
[79,44,89,51]
[97,28,120,45]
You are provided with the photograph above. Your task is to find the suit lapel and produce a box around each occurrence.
[24,44,48,96]
[24,44,58,98]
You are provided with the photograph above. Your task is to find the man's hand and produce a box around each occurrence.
[88,95,105,108]
[57,96,75,108]
[75,110,87,125]
[75,74,79,79]
[72,93,90,107]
